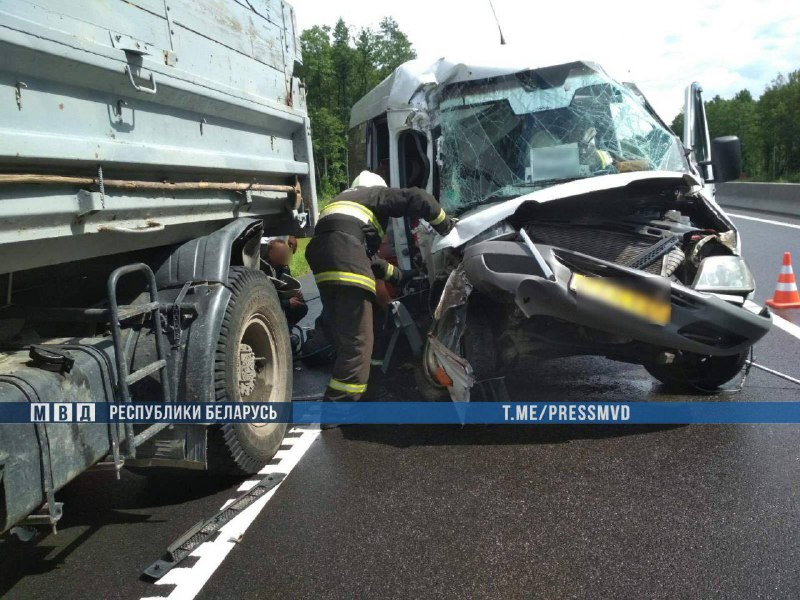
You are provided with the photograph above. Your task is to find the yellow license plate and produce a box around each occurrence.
[570,273,671,325]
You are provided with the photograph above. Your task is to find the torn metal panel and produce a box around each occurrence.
[433,264,473,321]
[427,336,474,403]
[431,171,702,252]
[428,264,476,401]
[350,49,555,128]
[431,265,472,354]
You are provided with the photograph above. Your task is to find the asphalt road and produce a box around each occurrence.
[2,207,800,599]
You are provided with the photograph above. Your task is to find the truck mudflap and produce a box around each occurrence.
[0,341,117,534]
[460,240,772,357]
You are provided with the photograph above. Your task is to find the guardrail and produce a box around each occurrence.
[716,182,800,218]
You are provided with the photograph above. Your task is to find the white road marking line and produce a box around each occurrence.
[236,480,260,492]
[746,300,800,340]
[140,425,320,600]
[728,213,800,230]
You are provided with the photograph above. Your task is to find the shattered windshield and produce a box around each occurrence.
[435,62,688,215]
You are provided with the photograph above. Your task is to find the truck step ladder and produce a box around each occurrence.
[106,263,173,459]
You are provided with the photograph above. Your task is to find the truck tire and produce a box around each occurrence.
[644,350,748,392]
[207,267,292,475]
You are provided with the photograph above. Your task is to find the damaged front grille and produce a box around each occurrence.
[525,222,675,275]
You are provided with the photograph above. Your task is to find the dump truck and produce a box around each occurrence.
[0,0,316,533]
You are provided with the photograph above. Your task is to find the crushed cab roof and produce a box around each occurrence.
[349,50,602,128]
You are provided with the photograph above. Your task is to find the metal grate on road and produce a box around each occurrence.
[143,472,286,580]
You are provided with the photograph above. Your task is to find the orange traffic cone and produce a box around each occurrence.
[766,252,800,309]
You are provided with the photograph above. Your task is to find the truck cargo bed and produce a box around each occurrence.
[0,0,316,273]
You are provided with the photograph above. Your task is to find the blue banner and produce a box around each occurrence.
[3,401,800,424]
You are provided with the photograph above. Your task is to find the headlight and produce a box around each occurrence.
[692,256,755,295]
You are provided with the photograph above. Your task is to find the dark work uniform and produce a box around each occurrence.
[305,186,453,400]
[271,264,308,326]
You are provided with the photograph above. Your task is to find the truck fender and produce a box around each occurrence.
[128,218,264,468]
[154,218,264,287]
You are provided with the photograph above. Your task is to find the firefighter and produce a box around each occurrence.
[305,171,455,401]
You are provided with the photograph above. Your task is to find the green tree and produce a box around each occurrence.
[298,17,418,197]
[374,17,416,81]
[704,91,762,177]
[670,111,684,137]
[309,106,347,196]
[352,27,378,102]
[297,26,340,193]
[759,71,800,180]
[670,69,800,181]
[331,19,353,121]
[297,25,334,108]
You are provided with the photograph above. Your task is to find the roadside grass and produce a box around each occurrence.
[290,236,311,277]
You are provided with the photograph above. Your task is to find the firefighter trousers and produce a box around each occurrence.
[319,284,374,401]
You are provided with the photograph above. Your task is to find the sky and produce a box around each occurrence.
[289,0,800,121]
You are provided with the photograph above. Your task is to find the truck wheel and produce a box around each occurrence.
[208,267,292,475]
[644,350,748,392]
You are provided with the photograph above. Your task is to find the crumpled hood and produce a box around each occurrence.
[432,171,704,252]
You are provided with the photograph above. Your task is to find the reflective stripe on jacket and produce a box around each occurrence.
[327,378,368,394]
[319,201,385,238]
[313,270,376,294]
[314,186,450,256]
[307,186,449,294]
